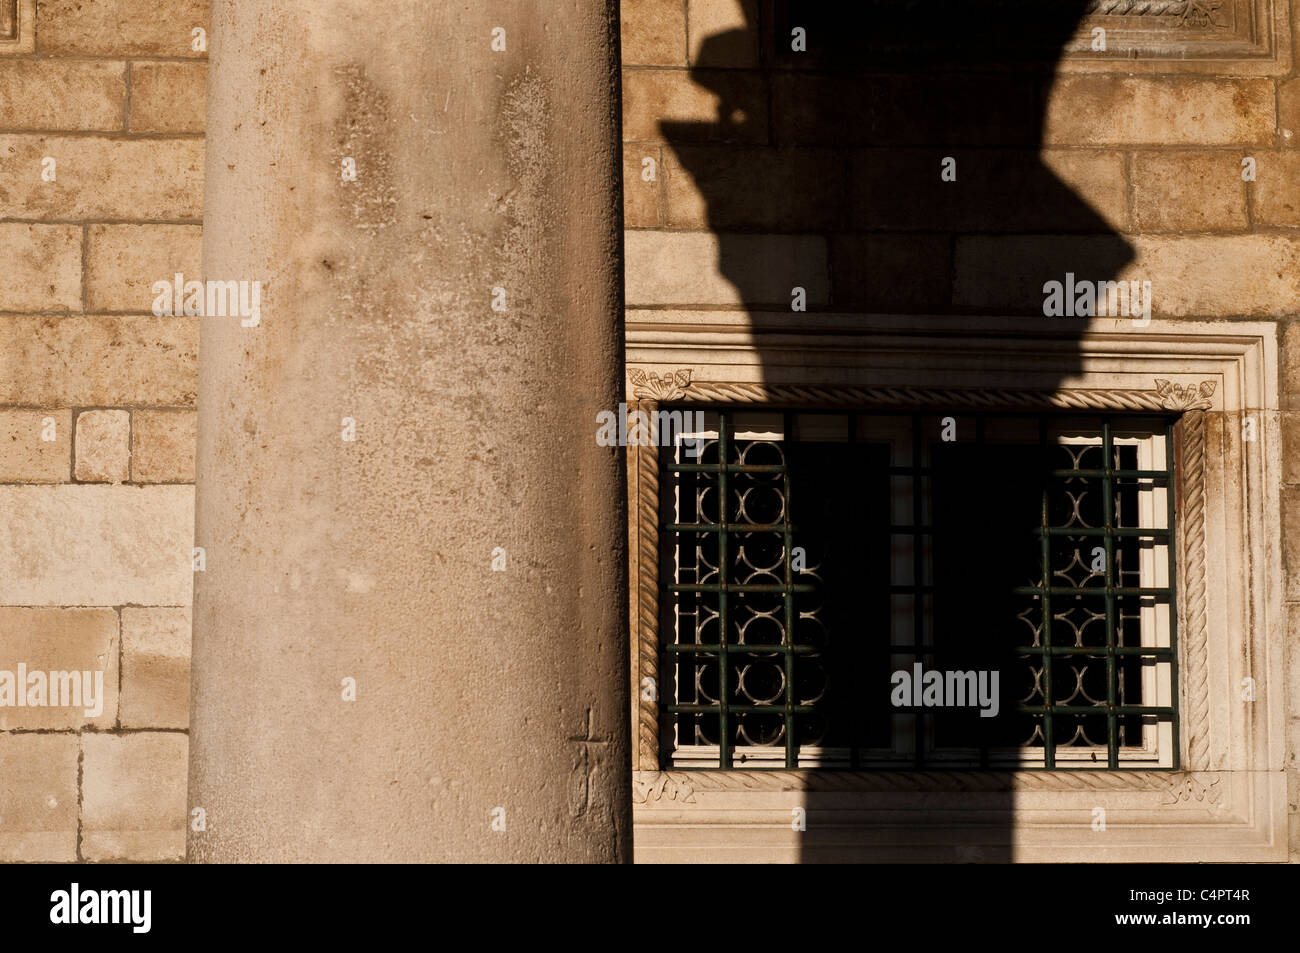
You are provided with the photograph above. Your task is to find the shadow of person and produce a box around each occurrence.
[658,0,1137,862]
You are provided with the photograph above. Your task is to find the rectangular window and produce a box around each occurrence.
[660,409,1178,770]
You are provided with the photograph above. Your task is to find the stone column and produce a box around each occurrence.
[189,0,629,861]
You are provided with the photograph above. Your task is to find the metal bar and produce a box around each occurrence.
[668,463,787,473]
[1019,705,1175,716]
[1012,585,1172,597]
[1039,417,1055,769]
[669,583,817,594]
[782,411,797,769]
[1014,645,1174,657]
[912,413,925,768]
[667,703,819,714]
[664,643,820,654]
[1103,418,1119,768]
[717,413,731,769]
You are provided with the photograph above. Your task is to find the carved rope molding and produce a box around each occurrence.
[631,398,662,771]
[628,369,1218,413]
[627,370,1219,781]
[1179,408,1211,768]
[1084,0,1225,26]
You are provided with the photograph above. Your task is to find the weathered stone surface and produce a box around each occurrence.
[0,316,198,407]
[688,0,758,67]
[129,62,207,134]
[191,0,629,863]
[955,234,1300,317]
[1044,78,1274,146]
[0,607,119,730]
[0,734,79,862]
[1251,151,1300,227]
[81,732,188,861]
[75,410,131,483]
[0,224,81,312]
[87,224,202,313]
[624,230,828,306]
[0,136,203,219]
[624,144,661,227]
[621,0,687,66]
[623,69,767,143]
[38,0,209,57]
[132,410,197,483]
[1283,321,1300,412]
[1285,487,1300,601]
[1280,77,1300,146]
[0,60,126,131]
[0,409,70,483]
[120,607,190,729]
[0,485,193,606]
[1131,152,1248,231]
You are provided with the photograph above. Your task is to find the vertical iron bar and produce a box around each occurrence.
[848,413,860,769]
[718,412,731,769]
[1103,418,1118,768]
[1039,417,1055,769]
[783,412,797,768]
[912,414,924,768]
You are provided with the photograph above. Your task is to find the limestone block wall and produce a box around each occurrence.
[620,0,1300,859]
[0,0,205,862]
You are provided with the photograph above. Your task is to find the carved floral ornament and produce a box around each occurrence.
[629,369,1219,412]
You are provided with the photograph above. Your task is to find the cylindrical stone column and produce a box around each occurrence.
[189,0,629,861]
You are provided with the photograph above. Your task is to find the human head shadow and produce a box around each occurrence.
[658,1,1135,862]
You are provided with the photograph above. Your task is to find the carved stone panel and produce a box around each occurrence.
[1067,0,1290,72]
[0,1,34,54]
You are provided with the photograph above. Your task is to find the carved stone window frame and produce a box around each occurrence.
[625,313,1285,862]
[0,1,36,55]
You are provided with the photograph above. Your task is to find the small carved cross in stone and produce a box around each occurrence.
[568,707,609,818]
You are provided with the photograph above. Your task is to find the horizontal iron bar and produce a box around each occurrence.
[1012,586,1172,596]
[1013,645,1174,657]
[663,643,820,654]
[668,583,817,593]
[1050,469,1171,479]
[1017,705,1175,716]
[665,703,818,714]
[668,463,787,473]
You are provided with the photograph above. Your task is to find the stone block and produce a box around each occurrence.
[86,224,202,313]
[0,607,119,730]
[120,607,190,729]
[0,484,194,606]
[75,410,130,484]
[0,224,81,312]
[0,734,78,862]
[131,410,196,483]
[0,409,70,483]
[81,732,188,861]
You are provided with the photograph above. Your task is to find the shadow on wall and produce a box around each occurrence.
[659,0,1132,861]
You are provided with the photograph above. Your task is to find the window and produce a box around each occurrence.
[660,409,1178,771]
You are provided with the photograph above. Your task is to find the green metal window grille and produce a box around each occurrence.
[660,409,1179,771]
